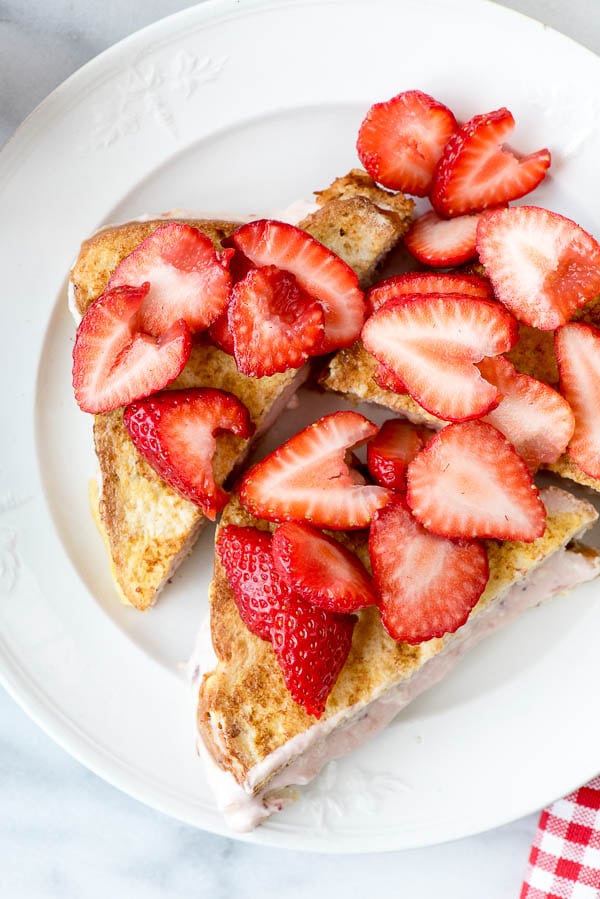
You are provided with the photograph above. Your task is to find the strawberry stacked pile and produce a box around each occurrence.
[72,220,367,518]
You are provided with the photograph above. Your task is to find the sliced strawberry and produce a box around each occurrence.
[361,294,518,421]
[555,322,600,478]
[123,388,254,518]
[477,206,600,330]
[404,209,485,267]
[366,419,430,491]
[228,265,324,377]
[430,107,550,217]
[369,496,489,644]
[216,525,288,641]
[356,89,457,196]
[271,521,376,613]
[271,596,356,718]
[478,355,574,470]
[208,310,235,355]
[372,361,410,394]
[230,219,365,352]
[367,270,492,314]
[240,411,391,529]
[72,283,191,414]
[108,222,234,335]
[406,420,546,542]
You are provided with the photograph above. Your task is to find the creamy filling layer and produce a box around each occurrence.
[191,544,600,831]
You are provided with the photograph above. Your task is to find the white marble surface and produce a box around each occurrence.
[1,1,599,895]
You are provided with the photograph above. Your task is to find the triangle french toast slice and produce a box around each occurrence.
[194,485,599,830]
[69,174,414,609]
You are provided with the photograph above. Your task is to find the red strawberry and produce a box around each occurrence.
[216,525,288,641]
[356,89,457,196]
[555,322,600,478]
[367,419,430,491]
[271,521,376,613]
[372,361,410,394]
[208,311,235,355]
[72,283,191,414]
[361,294,518,421]
[108,222,234,335]
[228,265,324,377]
[406,420,547,542]
[240,411,392,529]
[369,496,489,644]
[478,355,574,470]
[430,107,550,217]
[271,596,356,718]
[230,219,365,352]
[404,209,485,267]
[367,270,492,314]
[123,388,254,518]
[477,206,600,330]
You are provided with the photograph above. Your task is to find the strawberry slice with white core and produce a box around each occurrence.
[404,209,482,267]
[356,89,457,196]
[430,107,551,217]
[555,322,600,478]
[72,283,191,414]
[478,355,575,470]
[406,420,546,542]
[108,222,234,335]
[271,596,356,719]
[367,270,492,314]
[361,294,518,421]
[240,411,392,529]
[216,526,288,641]
[477,205,600,330]
[272,521,376,613]
[367,419,430,490]
[123,388,255,518]
[369,496,489,644]
[230,219,365,352]
[228,265,324,377]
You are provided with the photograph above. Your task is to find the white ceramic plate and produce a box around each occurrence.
[2,0,600,853]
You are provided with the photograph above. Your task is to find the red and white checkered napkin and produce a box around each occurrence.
[520,776,600,898]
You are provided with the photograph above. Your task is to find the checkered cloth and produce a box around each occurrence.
[520,776,600,897]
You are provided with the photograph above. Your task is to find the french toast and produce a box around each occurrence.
[68,173,414,609]
[193,485,600,830]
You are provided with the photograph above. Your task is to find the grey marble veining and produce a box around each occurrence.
[1,1,598,896]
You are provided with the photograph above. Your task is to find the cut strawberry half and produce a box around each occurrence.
[367,270,492,314]
[72,283,191,414]
[478,355,575,470]
[404,209,485,267]
[271,521,376,613]
[239,411,392,529]
[230,219,365,352]
[361,294,518,421]
[271,596,356,718]
[555,322,600,478]
[123,387,255,518]
[430,107,550,217]
[369,496,489,644]
[228,265,324,377]
[406,420,546,542]
[366,419,430,491]
[216,525,289,641]
[477,205,600,330]
[356,89,457,196]
[108,222,234,335]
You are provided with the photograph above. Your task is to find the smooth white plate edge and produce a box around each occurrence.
[3,4,600,852]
